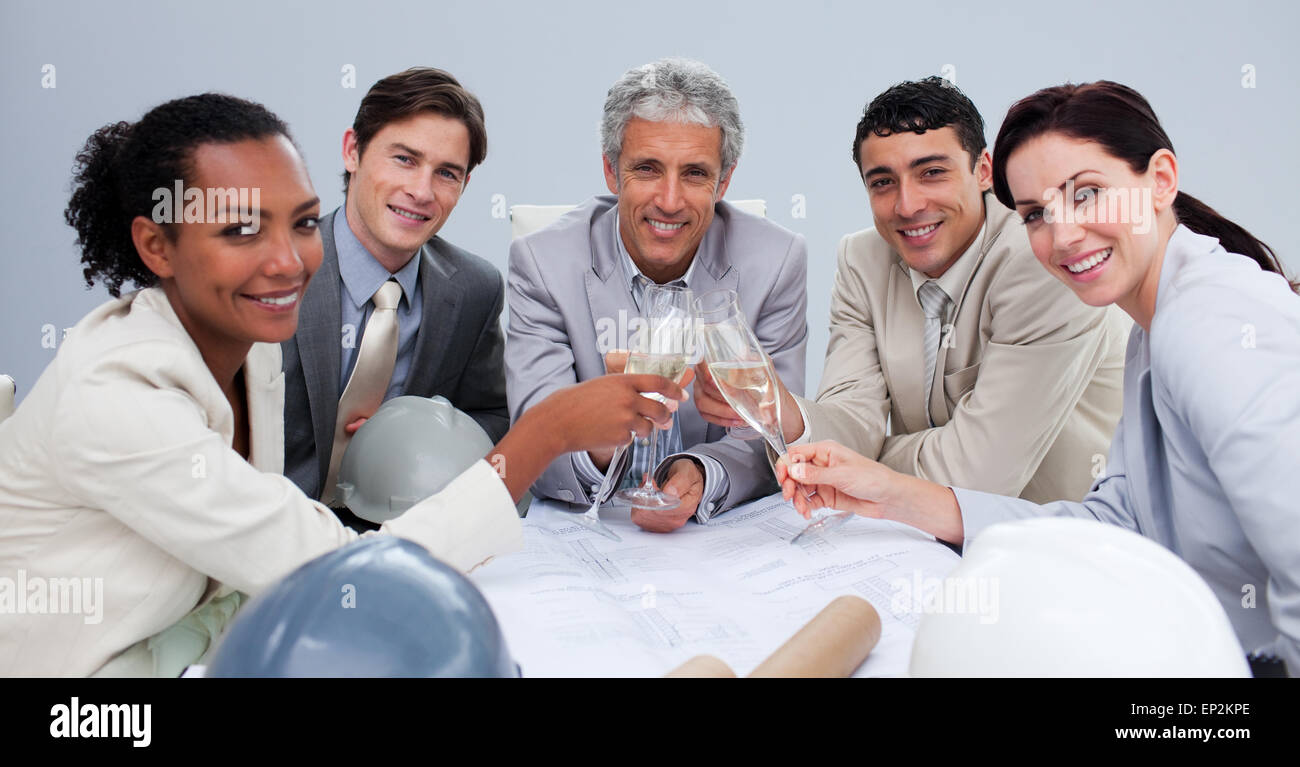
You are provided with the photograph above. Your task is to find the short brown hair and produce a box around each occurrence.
[342,67,487,193]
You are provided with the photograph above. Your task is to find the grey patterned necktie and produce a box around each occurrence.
[919,280,950,425]
[322,279,402,505]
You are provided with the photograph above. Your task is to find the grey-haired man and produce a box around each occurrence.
[506,57,808,532]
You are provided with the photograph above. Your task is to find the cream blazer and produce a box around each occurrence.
[801,195,1132,503]
[0,287,522,677]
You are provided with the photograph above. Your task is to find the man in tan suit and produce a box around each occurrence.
[697,77,1128,504]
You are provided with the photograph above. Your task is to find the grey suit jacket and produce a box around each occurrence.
[282,209,509,500]
[800,193,1130,503]
[956,225,1300,673]
[506,195,808,513]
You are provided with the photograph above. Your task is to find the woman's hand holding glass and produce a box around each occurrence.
[777,440,967,545]
[776,441,895,519]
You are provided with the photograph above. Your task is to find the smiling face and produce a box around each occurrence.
[604,118,733,284]
[859,126,991,278]
[143,136,322,360]
[343,112,471,272]
[1005,132,1178,319]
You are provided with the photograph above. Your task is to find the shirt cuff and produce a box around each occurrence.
[656,452,729,524]
[571,449,607,503]
[788,397,812,445]
[951,485,1022,548]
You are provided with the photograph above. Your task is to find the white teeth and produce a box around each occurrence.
[389,206,429,221]
[903,223,939,237]
[1066,248,1112,274]
[648,219,685,231]
[255,295,297,306]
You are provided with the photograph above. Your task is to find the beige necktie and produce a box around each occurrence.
[321,279,402,506]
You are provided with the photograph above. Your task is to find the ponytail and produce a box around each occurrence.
[1172,192,1293,289]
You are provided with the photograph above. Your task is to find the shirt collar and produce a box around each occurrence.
[907,222,986,307]
[334,208,421,310]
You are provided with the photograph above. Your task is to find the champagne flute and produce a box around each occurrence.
[612,284,695,509]
[694,289,787,450]
[694,290,853,542]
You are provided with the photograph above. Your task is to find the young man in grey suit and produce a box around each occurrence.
[282,68,508,522]
[507,58,808,532]
[697,77,1130,505]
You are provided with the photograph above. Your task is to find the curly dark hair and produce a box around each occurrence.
[851,76,986,172]
[64,93,294,297]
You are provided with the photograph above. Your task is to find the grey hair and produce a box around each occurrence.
[600,58,744,181]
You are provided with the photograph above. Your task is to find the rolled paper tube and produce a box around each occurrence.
[748,595,882,678]
[664,654,737,678]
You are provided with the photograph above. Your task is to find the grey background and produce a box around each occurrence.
[3,0,1297,404]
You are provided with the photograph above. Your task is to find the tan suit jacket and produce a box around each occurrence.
[800,193,1130,503]
[0,288,521,677]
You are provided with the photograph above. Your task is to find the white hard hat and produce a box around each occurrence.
[908,517,1249,677]
[337,396,495,524]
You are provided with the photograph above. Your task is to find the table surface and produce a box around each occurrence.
[472,492,961,677]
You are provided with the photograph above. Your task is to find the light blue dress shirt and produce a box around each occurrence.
[334,211,422,402]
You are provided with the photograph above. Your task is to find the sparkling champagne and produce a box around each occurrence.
[626,352,689,403]
[707,359,781,439]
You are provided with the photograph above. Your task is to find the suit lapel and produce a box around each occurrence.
[696,205,735,286]
[682,213,737,445]
[243,343,285,474]
[584,205,638,371]
[299,210,344,489]
[1126,338,1165,543]
[403,239,464,397]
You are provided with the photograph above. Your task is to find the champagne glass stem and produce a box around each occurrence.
[642,418,662,490]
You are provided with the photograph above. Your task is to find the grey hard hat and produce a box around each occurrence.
[337,395,495,524]
[207,537,519,677]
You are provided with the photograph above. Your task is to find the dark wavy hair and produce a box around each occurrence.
[64,93,293,297]
[852,76,986,171]
[992,81,1293,289]
[342,67,487,194]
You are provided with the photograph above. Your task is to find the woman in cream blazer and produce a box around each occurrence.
[0,94,683,677]
[776,82,1300,674]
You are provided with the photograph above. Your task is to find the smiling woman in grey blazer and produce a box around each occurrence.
[0,95,685,677]
[777,81,1300,675]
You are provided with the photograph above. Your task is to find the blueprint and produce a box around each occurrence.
[471,492,960,677]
